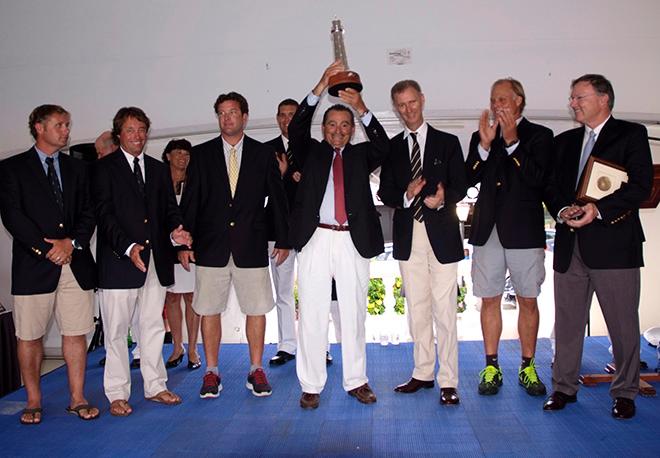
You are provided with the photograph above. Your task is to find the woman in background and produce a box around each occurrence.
[162,139,201,370]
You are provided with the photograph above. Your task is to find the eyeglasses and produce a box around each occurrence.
[568,93,599,103]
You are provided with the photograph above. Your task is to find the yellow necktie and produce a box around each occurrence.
[228,147,238,197]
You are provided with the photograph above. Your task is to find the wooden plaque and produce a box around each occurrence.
[576,156,628,204]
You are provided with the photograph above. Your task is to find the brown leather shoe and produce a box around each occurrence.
[440,387,460,405]
[348,383,377,404]
[394,377,434,393]
[300,392,320,410]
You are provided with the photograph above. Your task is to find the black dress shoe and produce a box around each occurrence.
[269,351,295,366]
[300,392,320,409]
[166,353,184,369]
[326,352,333,366]
[612,397,635,419]
[130,358,140,369]
[543,391,577,411]
[440,387,460,405]
[394,378,434,393]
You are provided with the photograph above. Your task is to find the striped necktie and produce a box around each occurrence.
[285,143,294,168]
[410,133,424,222]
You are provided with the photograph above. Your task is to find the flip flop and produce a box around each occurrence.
[146,390,182,405]
[66,404,100,421]
[109,399,132,417]
[20,407,42,425]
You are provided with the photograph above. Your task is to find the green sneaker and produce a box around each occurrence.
[518,359,547,396]
[478,365,503,395]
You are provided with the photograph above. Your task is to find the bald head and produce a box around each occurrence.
[95,130,117,158]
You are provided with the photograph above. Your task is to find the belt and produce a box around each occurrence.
[318,223,350,231]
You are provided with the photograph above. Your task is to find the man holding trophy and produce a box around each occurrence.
[288,58,389,410]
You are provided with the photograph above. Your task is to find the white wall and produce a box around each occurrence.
[1,0,659,335]
[1,0,659,152]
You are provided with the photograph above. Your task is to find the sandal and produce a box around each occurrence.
[20,407,42,425]
[66,403,100,421]
[109,399,132,417]
[146,390,182,405]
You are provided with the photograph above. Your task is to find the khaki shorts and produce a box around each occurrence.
[193,257,274,316]
[13,264,94,340]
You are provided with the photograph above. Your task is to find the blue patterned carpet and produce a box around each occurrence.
[0,337,658,457]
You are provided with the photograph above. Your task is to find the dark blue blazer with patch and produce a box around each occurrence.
[0,148,96,294]
[93,150,182,289]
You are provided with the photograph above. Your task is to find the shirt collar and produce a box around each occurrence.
[222,134,244,152]
[34,146,60,162]
[586,115,611,138]
[120,147,144,164]
[403,121,428,141]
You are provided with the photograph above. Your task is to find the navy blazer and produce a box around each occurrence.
[181,134,289,268]
[288,98,389,259]
[265,135,298,242]
[93,150,182,289]
[378,125,467,264]
[0,148,96,294]
[545,117,653,272]
[466,118,553,249]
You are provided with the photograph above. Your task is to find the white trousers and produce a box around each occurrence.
[296,228,369,393]
[100,258,168,401]
[399,221,459,388]
[268,241,297,354]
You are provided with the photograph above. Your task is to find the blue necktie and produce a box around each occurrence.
[576,130,596,188]
[45,156,64,212]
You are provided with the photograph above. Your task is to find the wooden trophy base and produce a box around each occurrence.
[579,362,660,397]
[328,71,363,97]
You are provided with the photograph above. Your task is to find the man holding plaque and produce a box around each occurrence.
[543,74,653,419]
[289,61,389,410]
[465,78,553,398]
[378,80,467,406]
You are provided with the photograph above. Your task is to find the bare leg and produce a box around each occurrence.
[183,293,200,362]
[62,334,99,419]
[246,315,265,367]
[164,292,184,361]
[480,295,503,356]
[516,296,540,359]
[17,338,43,422]
[201,314,221,368]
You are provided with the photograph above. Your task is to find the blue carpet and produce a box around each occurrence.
[0,337,658,457]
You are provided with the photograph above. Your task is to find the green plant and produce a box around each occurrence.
[293,282,299,306]
[367,277,386,315]
[393,276,405,315]
[457,276,467,313]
